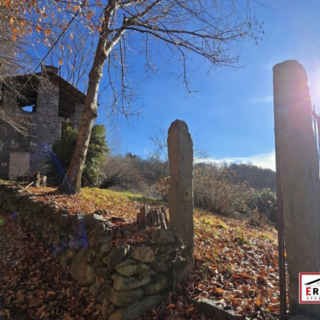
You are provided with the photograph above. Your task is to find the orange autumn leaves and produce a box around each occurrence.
[22,185,282,318]
[189,217,283,317]
[2,0,101,43]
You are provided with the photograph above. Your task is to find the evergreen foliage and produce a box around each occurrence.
[47,123,108,187]
[246,188,277,222]
[82,125,109,187]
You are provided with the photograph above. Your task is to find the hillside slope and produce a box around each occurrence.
[0,185,282,319]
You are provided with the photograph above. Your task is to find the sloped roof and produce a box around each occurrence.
[2,67,86,118]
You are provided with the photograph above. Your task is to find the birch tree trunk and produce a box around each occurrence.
[59,3,124,194]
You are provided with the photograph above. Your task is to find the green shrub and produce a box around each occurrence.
[83,125,109,187]
[246,188,277,221]
[47,123,109,187]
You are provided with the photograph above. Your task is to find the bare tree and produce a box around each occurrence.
[148,125,209,161]
[37,0,264,194]
[0,2,34,77]
[101,155,147,191]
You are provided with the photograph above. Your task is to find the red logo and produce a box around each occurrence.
[299,273,320,303]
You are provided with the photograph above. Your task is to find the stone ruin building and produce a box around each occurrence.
[0,66,85,180]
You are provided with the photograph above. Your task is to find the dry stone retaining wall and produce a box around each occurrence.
[0,183,184,320]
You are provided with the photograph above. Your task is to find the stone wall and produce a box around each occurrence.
[0,87,32,179]
[0,79,84,180]
[29,81,62,176]
[0,183,181,320]
[70,102,83,129]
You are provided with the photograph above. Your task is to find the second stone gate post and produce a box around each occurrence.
[167,119,194,283]
[273,60,320,319]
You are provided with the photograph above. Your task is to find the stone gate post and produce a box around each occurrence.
[167,120,194,283]
[273,60,320,318]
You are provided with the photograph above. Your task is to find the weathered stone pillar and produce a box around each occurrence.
[273,60,320,318]
[167,120,194,282]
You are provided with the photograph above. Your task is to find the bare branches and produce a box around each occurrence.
[10,0,263,193]
[0,107,33,137]
[99,0,263,104]
[35,0,263,118]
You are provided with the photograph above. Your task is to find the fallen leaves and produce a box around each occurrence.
[186,216,286,319]
[0,185,286,319]
[0,213,103,320]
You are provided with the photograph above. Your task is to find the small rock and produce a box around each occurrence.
[111,272,151,291]
[66,248,77,259]
[96,234,113,246]
[100,242,112,255]
[95,266,113,278]
[105,284,143,308]
[131,246,154,263]
[142,274,169,295]
[70,247,96,286]
[89,277,105,296]
[194,298,242,320]
[101,299,116,320]
[103,245,129,267]
[149,229,175,244]
[108,295,163,320]
[115,259,150,277]
[83,214,106,228]
[60,249,76,268]
[86,248,96,265]
[69,237,87,252]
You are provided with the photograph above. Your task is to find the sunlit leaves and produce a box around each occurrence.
[13,184,283,319]
[35,25,42,33]
[2,0,100,47]
[190,214,282,318]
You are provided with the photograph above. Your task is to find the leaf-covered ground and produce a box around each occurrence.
[0,185,285,319]
[0,214,102,320]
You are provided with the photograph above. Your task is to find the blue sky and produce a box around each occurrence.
[96,1,320,171]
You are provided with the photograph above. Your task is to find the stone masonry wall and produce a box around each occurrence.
[29,81,62,175]
[0,80,84,180]
[0,87,33,179]
[0,183,179,320]
[70,102,83,129]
